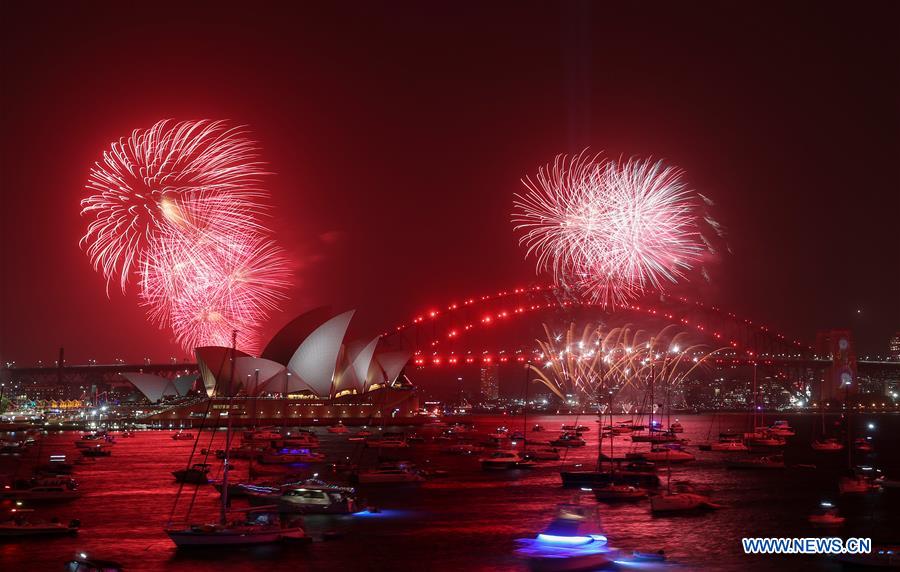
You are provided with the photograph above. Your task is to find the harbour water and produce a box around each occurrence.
[2,413,898,571]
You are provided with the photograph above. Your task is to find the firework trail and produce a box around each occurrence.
[80,119,289,354]
[513,151,718,306]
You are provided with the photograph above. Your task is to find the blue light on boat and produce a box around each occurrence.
[536,533,606,546]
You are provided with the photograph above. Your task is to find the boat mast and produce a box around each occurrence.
[220,330,238,526]
[522,362,529,452]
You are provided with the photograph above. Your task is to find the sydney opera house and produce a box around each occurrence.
[122,309,422,427]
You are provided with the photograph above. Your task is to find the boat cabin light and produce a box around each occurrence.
[820,501,833,508]
[536,533,607,546]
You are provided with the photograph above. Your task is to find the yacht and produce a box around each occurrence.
[0,477,81,501]
[561,424,590,432]
[0,510,80,537]
[172,463,212,484]
[669,420,684,433]
[592,484,648,502]
[808,502,844,526]
[242,428,282,442]
[839,475,876,495]
[523,446,560,461]
[629,446,694,463]
[246,480,357,514]
[811,438,844,452]
[258,447,326,464]
[327,422,349,434]
[80,444,112,457]
[165,507,305,546]
[479,451,535,470]
[710,434,749,452]
[726,455,786,470]
[744,431,785,448]
[768,420,795,437]
[550,433,586,447]
[171,431,194,441]
[514,503,614,571]
[650,492,721,513]
[853,437,873,453]
[351,462,425,484]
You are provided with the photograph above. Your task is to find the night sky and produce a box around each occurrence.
[1,1,898,364]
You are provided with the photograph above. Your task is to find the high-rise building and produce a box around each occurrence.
[889,333,900,361]
[479,365,499,400]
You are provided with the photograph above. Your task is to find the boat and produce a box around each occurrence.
[166,506,305,546]
[726,455,786,470]
[532,424,546,432]
[744,431,785,448]
[242,428,282,442]
[64,556,124,572]
[0,477,81,501]
[164,336,306,548]
[171,431,194,441]
[811,438,844,452]
[561,465,660,489]
[246,480,357,514]
[549,433,586,448]
[172,463,212,484]
[441,443,482,455]
[280,430,320,448]
[630,431,682,444]
[120,430,135,438]
[710,433,749,452]
[854,437,874,453]
[480,451,535,470]
[257,447,326,464]
[524,446,561,461]
[628,446,694,463]
[514,503,614,571]
[80,444,112,457]
[592,484,648,502]
[365,438,409,449]
[351,462,425,484]
[808,502,845,526]
[561,424,589,433]
[327,422,349,434]
[839,475,877,495]
[0,509,80,537]
[650,492,721,513]
[768,420,795,437]
[669,420,684,433]
[356,428,373,437]
[632,550,667,562]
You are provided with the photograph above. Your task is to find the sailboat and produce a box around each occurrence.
[165,331,305,547]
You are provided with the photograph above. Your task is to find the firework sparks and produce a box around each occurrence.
[513,151,715,306]
[529,322,723,403]
[80,119,289,353]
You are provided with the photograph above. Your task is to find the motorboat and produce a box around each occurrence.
[808,502,844,526]
[532,424,546,432]
[514,503,614,571]
[628,446,694,463]
[632,550,667,562]
[172,463,212,484]
[171,431,194,441]
[216,443,267,460]
[0,509,79,537]
[839,475,877,495]
[65,556,124,572]
[744,431,785,448]
[356,428,373,437]
[709,433,748,452]
[0,477,81,501]
[80,444,112,457]
[258,447,326,464]
[351,462,425,484]
[550,433,586,448]
[769,420,795,437]
[327,422,349,434]
[854,437,873,453]
[631,432,683,444]
[726,455,786,470]
[242,428,282,442]
[650,492,721,513]
[592,484,648,502]
[246,480,357,514]
[480,451,535,470]
[811,438,844,452]
[165,506,305,547]
[561,424,590,433]
[280,430,320,448]
[669,421,684,433]
[524,446,561,461]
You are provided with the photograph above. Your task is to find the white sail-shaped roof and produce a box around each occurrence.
[122,372,178,402]
[287,310,354,397]
[195,346,251,397]
[371,350,412,389]
[335,337,380,394]
[234,357,287,396]
[173,374,198,396]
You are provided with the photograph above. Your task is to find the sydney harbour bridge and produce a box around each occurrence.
[2,284,898,409]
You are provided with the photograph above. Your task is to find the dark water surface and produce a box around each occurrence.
[2,413,899,571]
